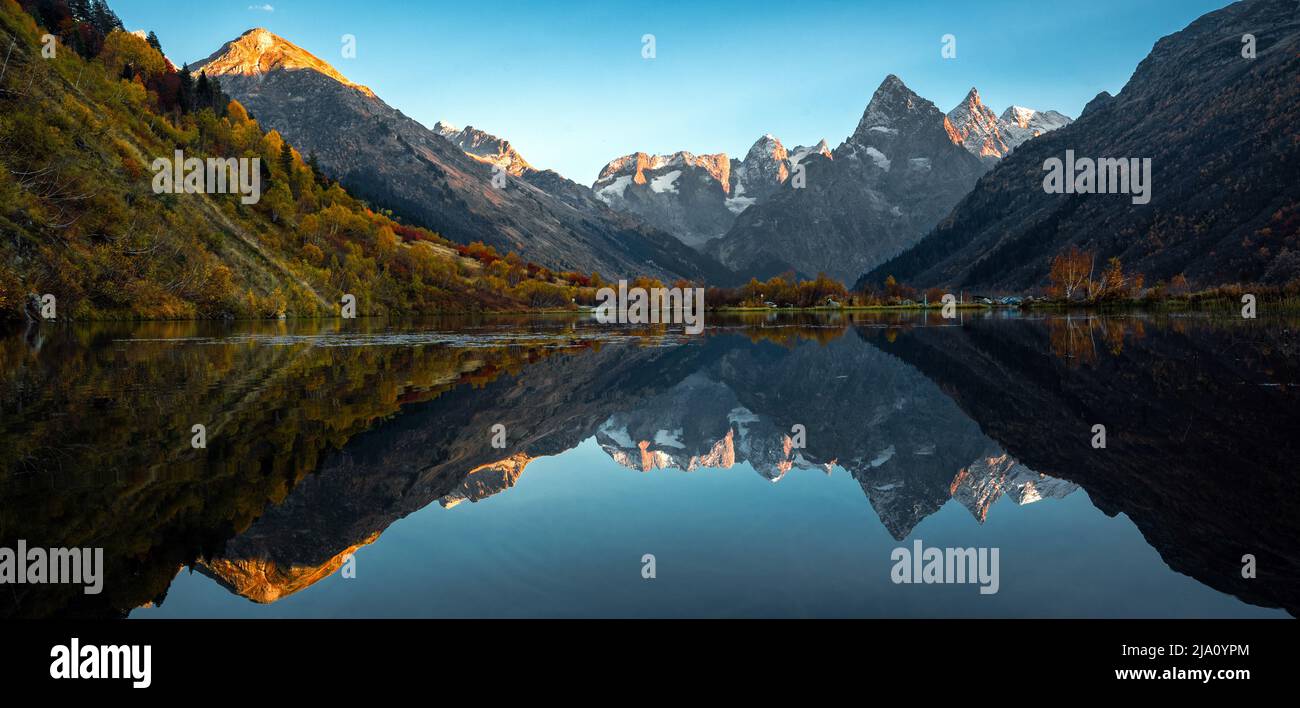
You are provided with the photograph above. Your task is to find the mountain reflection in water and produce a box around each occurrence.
[1,312,1296,618]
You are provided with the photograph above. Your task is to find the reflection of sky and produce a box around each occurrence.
[139,437,1285,619]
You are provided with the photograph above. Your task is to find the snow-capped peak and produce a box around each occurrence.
[789,139,831,166]
[996,105,1073,152]
[1001,105,1037,128]
[945,89,1074,160]
[946,87,1008,162]
[595,151,731,189]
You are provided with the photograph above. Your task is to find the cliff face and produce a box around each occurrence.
[591,136,831,249]
[862,0,1300,291]
[710,76,988,282]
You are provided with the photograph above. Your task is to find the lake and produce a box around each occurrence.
[1,311,1296,618]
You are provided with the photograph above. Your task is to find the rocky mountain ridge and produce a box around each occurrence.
[861,0,1300,291]
[194,29,733,283]
[591,135,831,248]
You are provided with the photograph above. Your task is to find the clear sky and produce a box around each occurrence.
[112,0,1231,184]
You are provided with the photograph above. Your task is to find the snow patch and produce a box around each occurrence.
[725,196,757,214]
[654,428,685,448]
[598,421,634,448]
[869,445,896,467]
[595,175,633,202]
[865,146,891,171]
[650,169,682,194]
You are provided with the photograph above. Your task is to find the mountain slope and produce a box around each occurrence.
[432,121,533,176]
[0,4,567,319]
[861,0,1300,291]
[707,75,989,282]
[194,29,731,283]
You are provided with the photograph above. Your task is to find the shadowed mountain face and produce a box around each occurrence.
[2,313,1295,617]
[869,316,1300,615]
[708,76,989,282]
[862,0,1300,292]
[193,30,732,284]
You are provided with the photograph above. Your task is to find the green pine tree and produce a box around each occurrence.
[279,141,294,176]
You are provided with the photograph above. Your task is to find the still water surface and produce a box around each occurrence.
[1,311,1295,618]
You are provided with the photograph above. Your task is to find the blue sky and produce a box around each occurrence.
[112,0,1230,183]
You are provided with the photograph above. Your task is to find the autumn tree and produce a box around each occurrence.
[1047,245,1092,301]
[99,30,166,79]
[1089,256,1127,301]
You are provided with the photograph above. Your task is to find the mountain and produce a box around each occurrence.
[946,88,1009,163]
[428,121,643,224]
[194,29,732,283]
[590,135,830,249]
[734,135,833,208]
[997,105,1072,152]
[945,87,1072,164]
[706,75,989,282]
[592,150,736,249]
[432,121,533,176]
[0,5,569,320]
[860,0,1300,292]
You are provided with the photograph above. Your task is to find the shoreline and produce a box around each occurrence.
[7,298,1297,324]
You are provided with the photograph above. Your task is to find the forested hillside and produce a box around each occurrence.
[1,0,587,320]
